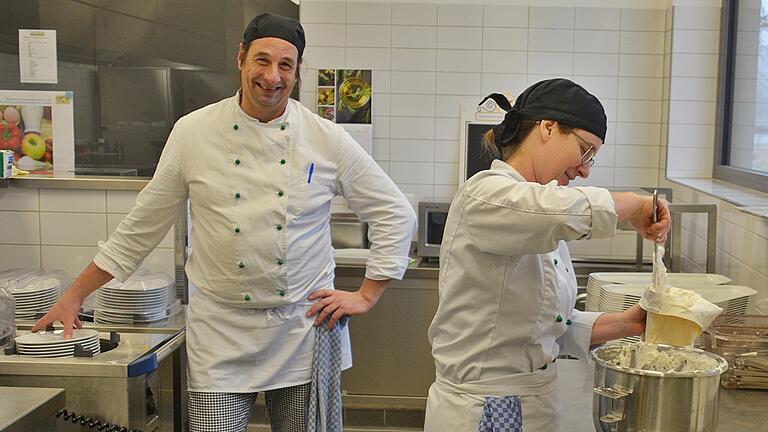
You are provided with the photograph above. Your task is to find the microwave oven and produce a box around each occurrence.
[417,201,451,258]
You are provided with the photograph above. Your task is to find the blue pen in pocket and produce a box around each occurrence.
[307,163,314,184]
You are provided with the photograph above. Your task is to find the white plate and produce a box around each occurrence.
[102,273,173,292]
[18,341,99,353]
[18,348,99,358]
[16,334,98,347]
[12,290,59,300]
[14,329,99,346]
[96,309,167,319]
[589,273,731,286]
[99,288,167,296]
[96,296,168,304]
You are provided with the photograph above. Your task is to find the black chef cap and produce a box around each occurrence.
[243,13,306,59]
[479,78,606,157]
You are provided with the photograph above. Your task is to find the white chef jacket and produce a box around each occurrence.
[94,94,416,391]
[425,160,617,431]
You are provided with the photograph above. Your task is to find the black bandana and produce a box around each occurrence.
[243,13,306,59]
[479,79,607,158]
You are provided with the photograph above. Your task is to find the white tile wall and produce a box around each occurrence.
[40,189,105,213]
[41,245,100,279]
[482,5,528,28]
[663,5,768,308]
[40,213,106,246]
[0,187,176,280]
[0,245,41,269]
[299,1,676,262]
[346,2,391,25]
[0,187,38,211]
[482,28,528,51]
[0,211,40,244]
[437,4,482,27]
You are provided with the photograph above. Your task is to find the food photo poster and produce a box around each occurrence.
[316,68,372,155]
[0,90,74,175]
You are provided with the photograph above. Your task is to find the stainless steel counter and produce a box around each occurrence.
[0,386,65,432]
[558,359,768,431]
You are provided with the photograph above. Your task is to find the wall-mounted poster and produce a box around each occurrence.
[317,68,372,154]
[0,90,74,175]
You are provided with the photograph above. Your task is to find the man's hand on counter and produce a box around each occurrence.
[307,277,390,330]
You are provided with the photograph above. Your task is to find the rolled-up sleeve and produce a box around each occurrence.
[557,310,604,360]
[93,131,187,281]
[334,128,416,281]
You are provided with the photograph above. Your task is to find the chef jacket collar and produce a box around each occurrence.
[490,159,527,183]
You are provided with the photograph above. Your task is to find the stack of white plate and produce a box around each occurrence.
[598,284,755,314]
[94,271,176,324]
[598,283,756,344]
[14,329,100,358]
[585,272,731,312]
[0,269,67,320]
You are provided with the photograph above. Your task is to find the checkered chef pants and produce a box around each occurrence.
[478,396,524,432]
[188,383,311,432]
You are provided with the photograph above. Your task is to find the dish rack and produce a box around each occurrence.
[702,314,768,389]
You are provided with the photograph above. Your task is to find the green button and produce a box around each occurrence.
[566,319,572,325]
[235,159,241,165]
[556,315,563,322]
[235,192,241,199]
[276,224,283,231]
[276,258,284,265]
[234,227,240,233]
[244,293,251,301]
[279,159,286,165]
[277,191,284,197]
[554,258,558,265]
[238,261,245,268]
[279,289,286,296]
[541,363,548,370]
[280,124,286,131]
[233,124,239,130]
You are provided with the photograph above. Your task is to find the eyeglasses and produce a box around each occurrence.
[572,132,597,167]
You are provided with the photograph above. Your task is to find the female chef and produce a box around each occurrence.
[424,78,670,432]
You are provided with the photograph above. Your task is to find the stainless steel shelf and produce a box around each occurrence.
[9,175,149,190]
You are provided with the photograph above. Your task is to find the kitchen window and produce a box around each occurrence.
[715,0,768,190]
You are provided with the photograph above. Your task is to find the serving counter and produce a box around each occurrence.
[0,386,65,432]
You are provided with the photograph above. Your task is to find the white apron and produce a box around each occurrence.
[424,364,562,432]
[186,290,351,392]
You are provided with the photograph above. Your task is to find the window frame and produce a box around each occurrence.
[714,0,768,190]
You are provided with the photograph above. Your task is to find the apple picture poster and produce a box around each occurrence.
[0,90,74,176]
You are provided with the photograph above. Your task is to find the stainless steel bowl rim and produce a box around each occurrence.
[590,342,729,378]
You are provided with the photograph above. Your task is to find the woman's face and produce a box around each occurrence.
[536,121,603,186]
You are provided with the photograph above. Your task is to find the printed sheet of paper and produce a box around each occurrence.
[19,29,58,84]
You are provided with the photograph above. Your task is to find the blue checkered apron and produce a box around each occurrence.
[307,317,347,432]
[478,396,523,432]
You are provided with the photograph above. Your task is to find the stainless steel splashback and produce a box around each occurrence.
[330,213,369,249]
